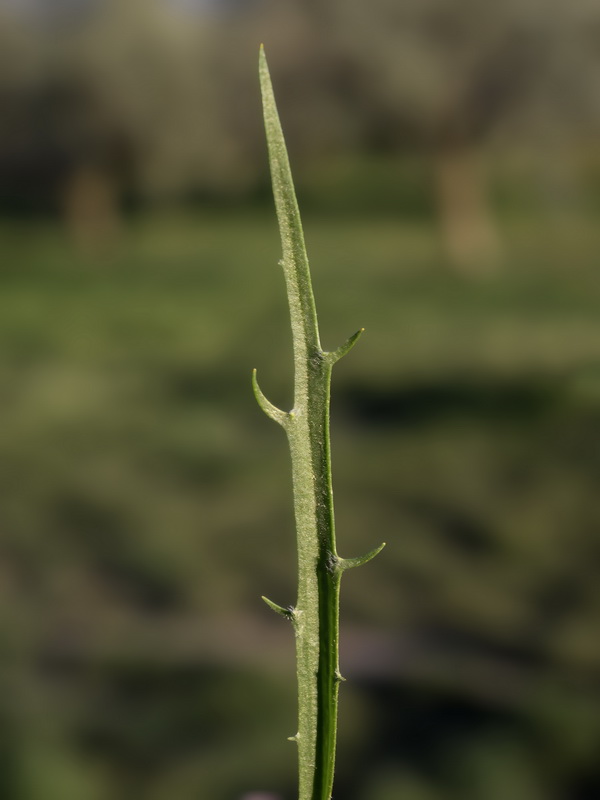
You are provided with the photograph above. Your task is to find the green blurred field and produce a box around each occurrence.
[1,210,599,799]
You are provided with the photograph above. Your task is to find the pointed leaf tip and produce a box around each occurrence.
[328,328,365,365]
[262,595,294,621]
[259,43,270,79]
[252,369,288,427]
[337,541,386,572]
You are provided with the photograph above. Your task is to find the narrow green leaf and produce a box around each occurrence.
[262,595,295,621]
[259,44,321,395]
[326,328,365,365]
[337,542,387,573]
[252,368,289,427]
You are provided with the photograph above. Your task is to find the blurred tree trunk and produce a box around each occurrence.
[433,143,501,274]
[63,166,120,257]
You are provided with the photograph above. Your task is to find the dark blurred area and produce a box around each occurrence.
[0,1,599,798]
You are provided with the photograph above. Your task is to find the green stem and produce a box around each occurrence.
[254,46,385,800]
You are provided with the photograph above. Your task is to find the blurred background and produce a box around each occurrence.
[0,0,599,798]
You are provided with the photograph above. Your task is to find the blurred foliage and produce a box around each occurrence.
[0,0,599,798]
[0,209,599,798]
[0,0,598,217]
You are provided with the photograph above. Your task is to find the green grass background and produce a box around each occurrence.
[1,207,599,799]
